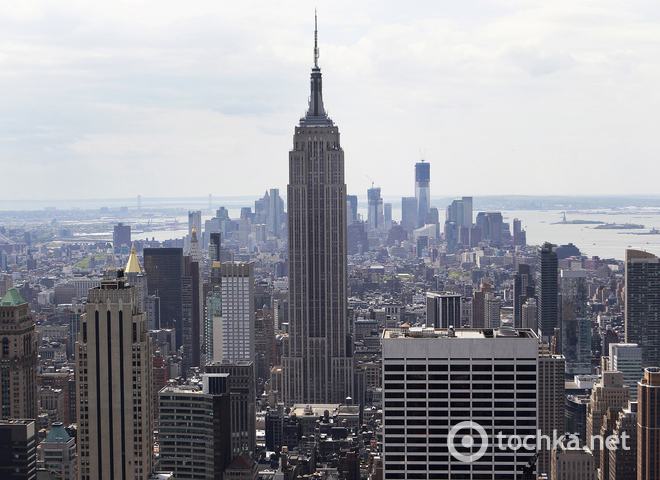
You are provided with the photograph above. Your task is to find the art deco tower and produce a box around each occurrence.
[282,15,353,404]
[76,272,153,480]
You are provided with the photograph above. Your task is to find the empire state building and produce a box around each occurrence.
[282,16,353,404]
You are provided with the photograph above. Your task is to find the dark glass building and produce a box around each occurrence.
[537,242,559,341]
[144,248,183,346]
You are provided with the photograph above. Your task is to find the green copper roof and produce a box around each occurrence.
[0,288,26,306]
[45,423,71,443]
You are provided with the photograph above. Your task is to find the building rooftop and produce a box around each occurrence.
[125,245,142,274]
[382,327,538,340]
[0,287,26,306]
[44,422,72,443]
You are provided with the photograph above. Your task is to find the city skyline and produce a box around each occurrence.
[3,1,660,199]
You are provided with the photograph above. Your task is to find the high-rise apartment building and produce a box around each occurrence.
[414,161,430,228]
[610,343,643,402]
[637,367,660,480]
[538,242,559,342]
[624,249,660,367]
[144,247,183,343]
[159,374,232,479]
[76,273,153,480]
[561,269,591,375]
[425,292,462,328]
[282,18,353,405]
[0,419,37,480]
[382,326,539,478]
[0,288,37,420]
[216,262,255,363]
[514,264,536,329]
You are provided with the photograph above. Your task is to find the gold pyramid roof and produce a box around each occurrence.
[125,244,143,273]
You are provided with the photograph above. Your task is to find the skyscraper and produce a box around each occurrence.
[144,247,183,344]
[282,16,353,405]
[625,249,660,367]
[158,374,232,480]
[382,326,539,478]
[267,188,284,238]
[400,196,418,233]
[182,253,202,372]
[538,345,566,476]
[475,211,504,246]
[0,419,37,480]
[414,160,430,227]
[446,196,473,227]
[610,343,643,401]
[561,269,591,375]
[367,186,384,232]
[217,262,255,363]
[346,195,358,225]
[608,402,637,480]
[538,242,559,341]
[206,362,256,457]
[384,202,392,230]
[426,292,462,328]
[637,366,660,480]
[0,288,37,420]
[76,273,153,480]
[586,371,629,463]
[113,223,131,253]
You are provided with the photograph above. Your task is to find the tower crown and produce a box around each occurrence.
[300,12,333,127]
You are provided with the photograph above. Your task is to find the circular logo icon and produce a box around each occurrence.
[447,421,489,463]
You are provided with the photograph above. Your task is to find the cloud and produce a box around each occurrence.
[1,0,660,201]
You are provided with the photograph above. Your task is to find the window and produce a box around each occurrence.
[1,338,8,357]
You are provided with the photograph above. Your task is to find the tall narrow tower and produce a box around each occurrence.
[415,160,430,227]
[76,272,153,480]
[282,14,353,404]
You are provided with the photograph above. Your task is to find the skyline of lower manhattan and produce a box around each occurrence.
[2,4,660,480]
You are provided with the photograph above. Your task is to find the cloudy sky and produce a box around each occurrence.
[1,0,660,200]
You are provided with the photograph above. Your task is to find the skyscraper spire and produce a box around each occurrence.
[301,10,332,126]
[314,9,319,68]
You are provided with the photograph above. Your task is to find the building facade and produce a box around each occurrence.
[282,20,353,405]
[637,367,660,480]
[382,326,539,478]
[76,274,153,480]
[625,249,660,367]
[0,288,37,420]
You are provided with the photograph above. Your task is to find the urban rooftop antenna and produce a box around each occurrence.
[314,9,319,68]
